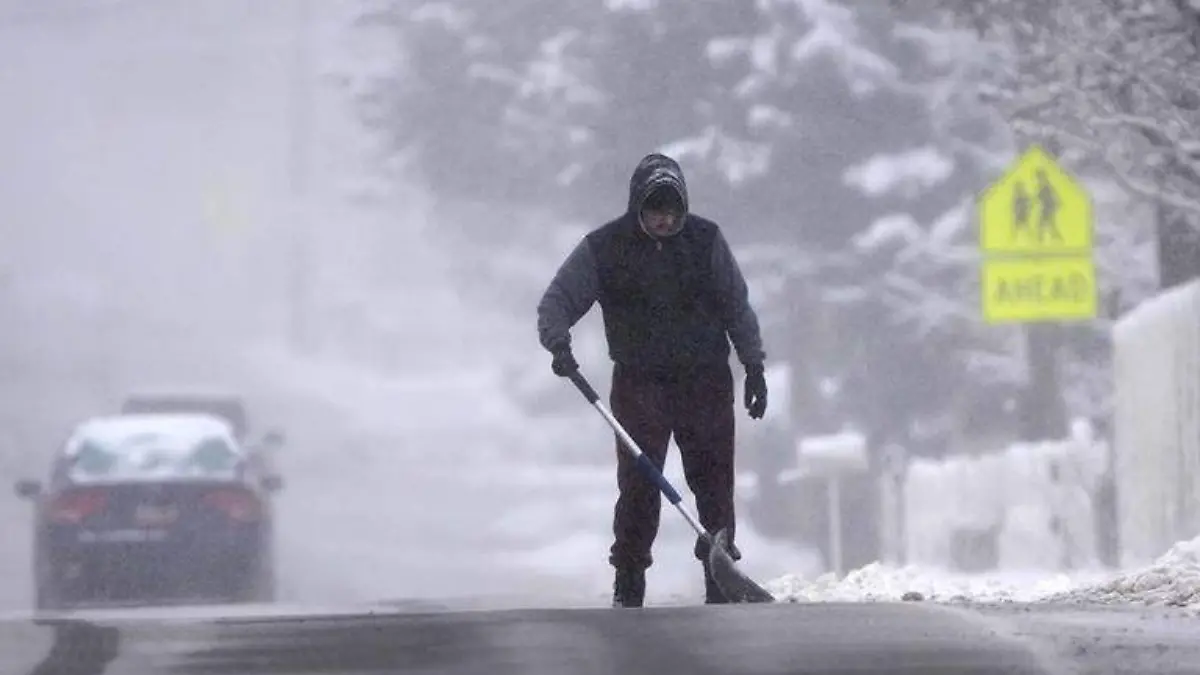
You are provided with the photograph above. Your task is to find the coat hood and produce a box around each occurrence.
[627,153,689,220]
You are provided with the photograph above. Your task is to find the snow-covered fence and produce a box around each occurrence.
[1113,280,1200,566]
[902,429,1108,572]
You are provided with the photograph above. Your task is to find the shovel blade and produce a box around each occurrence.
[707,529,776,604]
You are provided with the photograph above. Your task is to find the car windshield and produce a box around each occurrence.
[64,420,242,483]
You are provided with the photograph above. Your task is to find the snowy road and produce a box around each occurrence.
[0,335,563,611]
[4,601,1200,674]
[0,332,759,612]
[0,321,818,612]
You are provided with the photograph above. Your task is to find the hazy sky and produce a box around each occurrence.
[0,0,425,338]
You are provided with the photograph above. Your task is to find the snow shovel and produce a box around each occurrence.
[565,368,776,604]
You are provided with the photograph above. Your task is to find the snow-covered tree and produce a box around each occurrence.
[874,0,1183,425]
[352,0,960,244]
[906,0,1200,215]
[355,0,1164,450]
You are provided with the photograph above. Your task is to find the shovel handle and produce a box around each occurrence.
[567,370,600,404]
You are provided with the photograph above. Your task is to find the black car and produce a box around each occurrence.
[13,413,283,610]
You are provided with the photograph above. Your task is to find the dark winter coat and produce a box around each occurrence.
[537,153,765,374]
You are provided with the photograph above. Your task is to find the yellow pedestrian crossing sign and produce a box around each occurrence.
[979,145,1092,254]
[978,145,1097,324]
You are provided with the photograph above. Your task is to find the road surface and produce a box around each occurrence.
[2,599,1200,674]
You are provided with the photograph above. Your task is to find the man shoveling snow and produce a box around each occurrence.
[536,152,769,607]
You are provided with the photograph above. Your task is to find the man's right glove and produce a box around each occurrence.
[744,363,767,419]
[550,343,578,377]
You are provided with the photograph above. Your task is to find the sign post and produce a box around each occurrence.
[978,146,1096,440]
[978,145,1097,323]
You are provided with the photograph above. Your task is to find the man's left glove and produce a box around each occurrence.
[550,343,579,377]
[744,364,767,419]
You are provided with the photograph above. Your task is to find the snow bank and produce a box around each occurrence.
[766,533,1200,608]
[766,562,1101,604]
[1049,536,1200,607]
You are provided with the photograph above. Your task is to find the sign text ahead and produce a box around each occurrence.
[981,258,1097,323]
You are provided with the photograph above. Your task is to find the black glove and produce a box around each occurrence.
[744,364,767,419]
[550,343,578,377]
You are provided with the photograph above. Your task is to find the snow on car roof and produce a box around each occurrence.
[63,413,244,483]
[67,413,239,451]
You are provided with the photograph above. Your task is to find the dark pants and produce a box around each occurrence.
[607,363,739,570]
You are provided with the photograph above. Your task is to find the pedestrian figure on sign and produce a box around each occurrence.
[536,152,769,608]
[1036,168,1062,243]
[1011,181,1032,244]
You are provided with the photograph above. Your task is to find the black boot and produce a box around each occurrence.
[704,563,728,605]
[612,567,645,608]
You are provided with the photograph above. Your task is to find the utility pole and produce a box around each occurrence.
[286,0,314,352]
[1018,323,1068,440]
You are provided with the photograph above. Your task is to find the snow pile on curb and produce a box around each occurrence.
[766,562,1100,604]
[1047,536,1200,607]
[769,536,1200,607]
